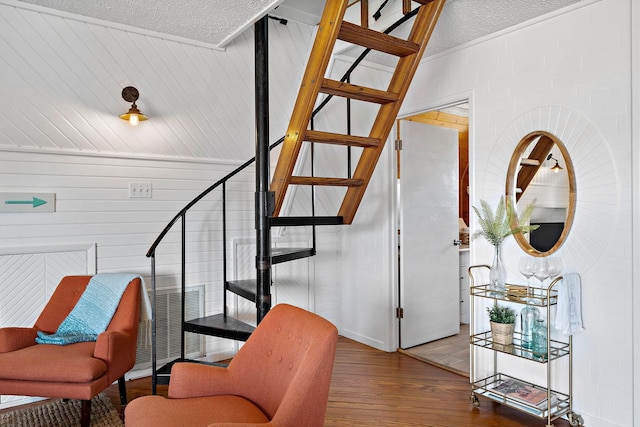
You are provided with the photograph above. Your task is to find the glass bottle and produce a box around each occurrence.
[532,319,548,361]
[521,303,540,350]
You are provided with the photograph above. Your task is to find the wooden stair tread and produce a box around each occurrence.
[338,21,420,57]
[289,176,364,186]
[184,314,255,341]
[320,78,399,104]
[305,130,380,147]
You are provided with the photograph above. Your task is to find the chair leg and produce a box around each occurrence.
[80,399,91,427]
[118,375,128,406]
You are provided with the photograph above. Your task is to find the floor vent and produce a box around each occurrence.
[134,286,205,370]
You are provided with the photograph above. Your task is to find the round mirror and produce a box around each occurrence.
[505,131,576,256]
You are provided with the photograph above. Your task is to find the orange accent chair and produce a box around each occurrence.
[124,303,338,427]
[0,275,141,427]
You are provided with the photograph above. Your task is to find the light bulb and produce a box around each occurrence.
[129,114,140,126]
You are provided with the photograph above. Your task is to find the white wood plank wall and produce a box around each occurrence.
[0,1,313,163]
[0,1,345,359]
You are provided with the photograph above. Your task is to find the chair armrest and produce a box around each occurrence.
[168,362,240,399]
[94,330,137,379]
[0,327,38,353]
[207,423,276,427]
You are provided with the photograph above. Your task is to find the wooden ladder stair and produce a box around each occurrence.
[270,0,446,224]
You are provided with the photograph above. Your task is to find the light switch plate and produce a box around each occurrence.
[129,182,152,198]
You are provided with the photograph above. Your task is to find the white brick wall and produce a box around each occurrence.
[400,1,633,425]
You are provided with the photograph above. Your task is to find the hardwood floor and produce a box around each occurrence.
[107,337,571,426]
[400,324,470,377]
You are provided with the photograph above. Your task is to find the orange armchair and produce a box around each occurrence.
[124,303,338,427]
[0,275,141,427]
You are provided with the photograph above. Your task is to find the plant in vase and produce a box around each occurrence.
[486,304,516,351]
[472,196,538,294]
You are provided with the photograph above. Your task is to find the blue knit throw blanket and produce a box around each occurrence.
[36,273,137,345]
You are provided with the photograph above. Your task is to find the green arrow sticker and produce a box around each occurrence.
[5,197,47,208]
[0,193,55,212]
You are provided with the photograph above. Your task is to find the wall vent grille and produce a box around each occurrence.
[134,286,205,369]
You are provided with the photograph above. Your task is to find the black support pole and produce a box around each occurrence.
[255,16,272,323]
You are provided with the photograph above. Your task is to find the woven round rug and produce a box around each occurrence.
[0,393,123,427]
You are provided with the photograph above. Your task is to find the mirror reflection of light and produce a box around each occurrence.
[547,153,563,173]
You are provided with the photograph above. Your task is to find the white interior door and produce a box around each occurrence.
[399,120,460,349]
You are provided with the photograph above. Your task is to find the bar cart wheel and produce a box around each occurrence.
[470,393,480,407]
[568,412,584,426]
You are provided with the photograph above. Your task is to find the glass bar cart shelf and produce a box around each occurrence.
[473,373,570,419]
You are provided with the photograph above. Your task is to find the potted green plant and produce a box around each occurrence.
[473,196,539,293]
[486,304,516,350]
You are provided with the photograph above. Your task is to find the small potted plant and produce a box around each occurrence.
[487,304,516,350]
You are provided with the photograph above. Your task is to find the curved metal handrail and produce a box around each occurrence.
[146,136,284,257]
[146,6,421,258]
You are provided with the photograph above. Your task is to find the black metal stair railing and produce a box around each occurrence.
[145,6,423,392]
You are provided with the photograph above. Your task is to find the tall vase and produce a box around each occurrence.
[489,244,506,295]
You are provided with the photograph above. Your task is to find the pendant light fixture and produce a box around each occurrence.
[120,86,148,126]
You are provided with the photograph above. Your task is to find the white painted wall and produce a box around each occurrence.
[0,1,327,363]
[0,0,312,162]
[1,0,639,425]
[338,0,632,425]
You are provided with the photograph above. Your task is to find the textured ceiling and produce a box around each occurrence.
[15,0,586,51]
[425,0,586,55]
[13,0,287,48]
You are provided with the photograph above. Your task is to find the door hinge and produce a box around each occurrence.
[395,139,402,151]
[396,307,404,319]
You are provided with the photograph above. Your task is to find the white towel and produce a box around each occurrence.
[554,273,584,336]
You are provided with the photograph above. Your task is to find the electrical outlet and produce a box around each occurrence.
[129,182,152,198]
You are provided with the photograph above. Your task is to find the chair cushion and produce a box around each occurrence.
[0,342,107,383]
[124,395,270,427]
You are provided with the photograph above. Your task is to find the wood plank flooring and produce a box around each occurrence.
[106,337,571,427]
[400,324,470,377]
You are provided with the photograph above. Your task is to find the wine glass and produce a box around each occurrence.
[519,256,536,302]
[546,256,562,280]
[518,256,536,285]
[533,257,549,289]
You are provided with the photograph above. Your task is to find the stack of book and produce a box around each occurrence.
[486,378,558,415]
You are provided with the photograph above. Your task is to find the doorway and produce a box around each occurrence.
[396,102,471,376]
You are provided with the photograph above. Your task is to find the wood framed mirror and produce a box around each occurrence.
[505,131,576,256]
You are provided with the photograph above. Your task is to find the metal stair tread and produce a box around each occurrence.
[226,279,256,301]
[184,314,255,341]
[155,358,228,385]
[271,215,344,227]
[272,247,315,263]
